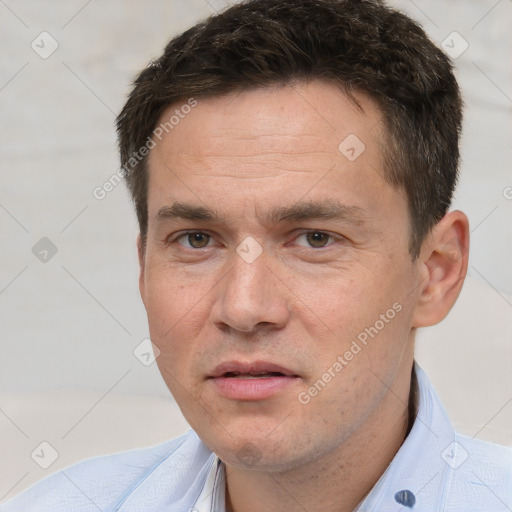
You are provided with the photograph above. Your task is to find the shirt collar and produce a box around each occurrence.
[355,362,455,510]
[193,362,454,512]
[192,455,226,512]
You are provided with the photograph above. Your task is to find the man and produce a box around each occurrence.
[2,0,511,510]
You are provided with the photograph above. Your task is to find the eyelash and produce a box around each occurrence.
[169,230,342,250]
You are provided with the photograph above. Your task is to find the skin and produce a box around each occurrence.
[138,80,469,512]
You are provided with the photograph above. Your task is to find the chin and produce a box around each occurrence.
[202,428,314,473]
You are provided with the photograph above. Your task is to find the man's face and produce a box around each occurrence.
[141,81,422,471]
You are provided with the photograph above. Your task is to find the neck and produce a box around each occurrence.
[225,364,418,512]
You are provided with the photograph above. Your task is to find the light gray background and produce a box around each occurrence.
[0,0,511,501]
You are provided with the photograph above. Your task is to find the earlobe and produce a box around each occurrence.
[412,210,469,327]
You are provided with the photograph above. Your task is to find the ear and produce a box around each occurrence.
[412,210,469,327]
[137,234,146,306]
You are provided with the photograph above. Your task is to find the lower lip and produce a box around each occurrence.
[210,375,298,400]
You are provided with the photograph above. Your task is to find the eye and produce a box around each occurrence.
[170,230,340,251]
[294,231,338,249]
[174,231,214,249]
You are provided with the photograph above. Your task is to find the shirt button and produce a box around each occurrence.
[394,489,416,508]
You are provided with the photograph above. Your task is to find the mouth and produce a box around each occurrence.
[208,361,300,400]
[221,371,289,379]
[209,360,298,379]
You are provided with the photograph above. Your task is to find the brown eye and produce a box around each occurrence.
[178,232,211,248]
[303,231,334,248]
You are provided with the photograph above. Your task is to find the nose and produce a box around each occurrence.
[210,246,291,335]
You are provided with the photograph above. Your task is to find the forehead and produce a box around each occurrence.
[144,81,403,226]
[149,80,384,167]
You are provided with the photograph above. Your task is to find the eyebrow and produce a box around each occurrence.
[156,200,369,226]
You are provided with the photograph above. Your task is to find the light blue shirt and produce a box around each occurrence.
[2,364,511,511]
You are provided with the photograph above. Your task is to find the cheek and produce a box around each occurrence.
[143,273,212,391]
[294,272,386,344]
[298,262,413,375]
[143,261,209,334]
[153,323,208,416]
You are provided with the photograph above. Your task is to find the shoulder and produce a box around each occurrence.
[0,429,214,512]
[444,433,512,511]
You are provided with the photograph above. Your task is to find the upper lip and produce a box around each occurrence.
[209,360,298,378]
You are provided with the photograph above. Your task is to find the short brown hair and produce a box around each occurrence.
[116,0,463,258]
